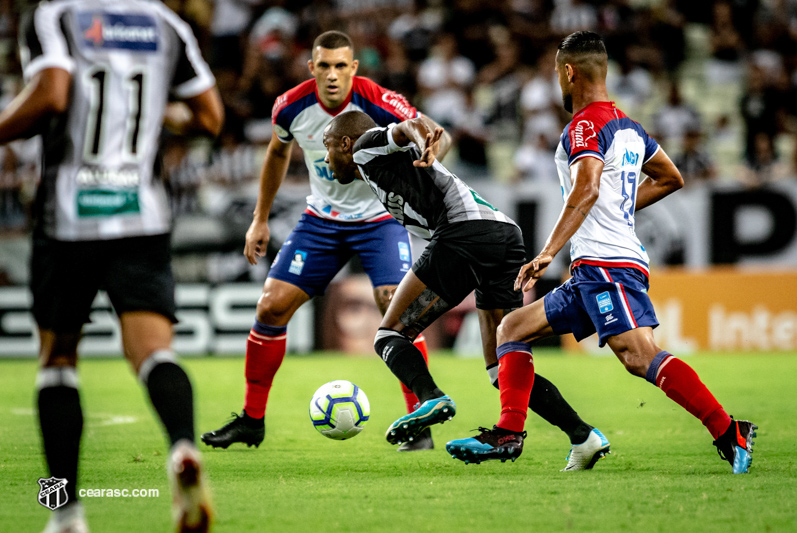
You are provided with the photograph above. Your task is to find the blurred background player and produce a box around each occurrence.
[324,110,609,469]
[447,31,757,473]
[5,0,224,531]
[201,31,447,452]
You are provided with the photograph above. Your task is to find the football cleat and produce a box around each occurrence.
[397,427,434,452]
[713,419,757,474]
[169,441,213,533]
[42,502,89,533]
[446,426,527,464]
[386,395,455,445]
[200,411,264,449]
[562,428,611,471]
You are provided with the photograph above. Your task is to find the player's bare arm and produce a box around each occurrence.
[515,156,603,292]
[636,148,684,211]
[244,135,295,265]
[0,68,71,144]
[391,117,446,168]
[163,87,224,137]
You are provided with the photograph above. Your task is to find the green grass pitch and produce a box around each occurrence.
[1,351,796,532]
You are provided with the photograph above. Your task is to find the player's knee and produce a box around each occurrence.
[496,321,516,345]
[255,294,294,325]
[618,351,648,378]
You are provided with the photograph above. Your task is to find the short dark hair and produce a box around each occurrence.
[557,31,607,81]
[557,31,607,60]
[327,111,377,140]
[313,31,353,52]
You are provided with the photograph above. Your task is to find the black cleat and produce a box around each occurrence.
[397,428,434,452]
[201,412,265,449]
[713,418,757,474]
[446,426,527,464]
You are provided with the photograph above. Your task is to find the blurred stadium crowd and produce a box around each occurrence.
[1,0,797,266]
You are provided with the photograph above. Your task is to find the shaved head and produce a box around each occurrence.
[556,31,608,82]
[326,110,377,140]
[323,111,378,185]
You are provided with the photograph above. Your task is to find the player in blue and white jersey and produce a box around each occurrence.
[4,1,224,530]
[202,31,448,452]
[448,31,757,473]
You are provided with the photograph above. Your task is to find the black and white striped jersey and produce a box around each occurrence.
[352,123,516,240]
[20,0,215,240]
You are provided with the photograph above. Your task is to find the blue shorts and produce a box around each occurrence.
[268,213,412,297]
[544,264,659,347]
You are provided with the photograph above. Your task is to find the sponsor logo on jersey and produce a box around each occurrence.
[78,12,159,52]
[622,149,639,166]
[572,120,597,149]
[289,250,307,275]
[273,123,289,140]
[381,91,414,119]
[76,189,140,217]
[385,192,405,224]
[76,167,141,187]
[313,157,334,181]
[397,241,411,262]
[596,291,613,314]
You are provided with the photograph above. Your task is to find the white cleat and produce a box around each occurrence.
[42,502,89,533]
[169,440,213,532]
[562,428,611,471]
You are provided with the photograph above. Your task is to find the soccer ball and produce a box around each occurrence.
[309,380,370,440]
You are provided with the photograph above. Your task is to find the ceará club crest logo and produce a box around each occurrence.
[571,120,597,149]
[38,476,69,511]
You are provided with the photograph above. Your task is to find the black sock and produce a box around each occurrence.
[528,374,593,444]
[37,367,83,504]
[139,352,194,445]
[375,328,443,403]
[242,410,264,427]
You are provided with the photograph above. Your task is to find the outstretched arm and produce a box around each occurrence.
[636,148,684,211]
[0,68,71,144]
[515,156,604,292]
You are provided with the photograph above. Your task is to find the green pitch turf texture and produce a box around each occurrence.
[1,352,795,532]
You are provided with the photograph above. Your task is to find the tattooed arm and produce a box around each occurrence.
[515,156,603,291]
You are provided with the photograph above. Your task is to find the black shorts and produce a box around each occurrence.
[30,233,177,333]
[412,221,525,310]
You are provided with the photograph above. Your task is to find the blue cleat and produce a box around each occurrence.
[386,395,455,445]
[713,419,757,474]
[562,428,611,471]
[446,426,526,464]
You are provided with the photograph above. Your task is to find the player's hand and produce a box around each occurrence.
[413,127,443,168]
[244,218,271,265]
[514,253,554,292]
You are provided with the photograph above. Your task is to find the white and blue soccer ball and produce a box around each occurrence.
[309,380,370,440]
